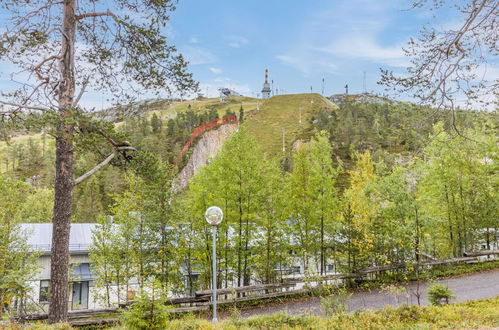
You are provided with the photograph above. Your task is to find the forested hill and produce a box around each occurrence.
[0,93,496,222]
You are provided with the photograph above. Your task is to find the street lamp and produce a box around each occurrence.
[205,206,223,322]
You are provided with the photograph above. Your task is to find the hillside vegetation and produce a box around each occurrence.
[0,93,496,223]
[243,93,336,155]
[13,296,499,329]
[162,296,499,329]
[2,93,497,319]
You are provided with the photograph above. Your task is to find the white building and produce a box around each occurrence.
[22,223,100,311]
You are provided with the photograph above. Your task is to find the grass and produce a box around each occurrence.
[154,96,260,120]
[127,296,499,329]
[4,264,498,329]
[137,93,337,158]
[6,297,499,329]
[0,93,334,172]
[243,93,337,156]
[10,297,497,329]
[0,133,54,174]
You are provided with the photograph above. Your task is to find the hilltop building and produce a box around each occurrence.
[218,88,242,102]
[261,69,271,99]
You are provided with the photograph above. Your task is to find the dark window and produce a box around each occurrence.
[71,263,93,281]
[39,280,50,303]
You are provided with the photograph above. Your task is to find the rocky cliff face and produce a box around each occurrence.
[175,123,238,191]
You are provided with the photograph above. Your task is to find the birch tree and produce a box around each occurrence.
[380,0,498,111]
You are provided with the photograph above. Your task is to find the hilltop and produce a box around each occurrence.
[244,93,336,156]
[1,92,496,221]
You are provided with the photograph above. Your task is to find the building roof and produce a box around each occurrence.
[20,223,97,254]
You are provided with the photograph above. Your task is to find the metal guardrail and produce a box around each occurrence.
[30,244,90,253]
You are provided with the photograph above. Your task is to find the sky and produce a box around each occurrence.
[0,0,467,109]
[168,0,446,100]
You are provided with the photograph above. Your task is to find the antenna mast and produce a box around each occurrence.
[363,71,366,94]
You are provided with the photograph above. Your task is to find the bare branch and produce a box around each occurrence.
[75,10,117,21]
[73,77,89,107]
[73,146,135,186]
[0,100,52,113]
[33,55,62,73]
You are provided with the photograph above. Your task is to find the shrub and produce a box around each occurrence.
[427,283,455,306]
[121,293,171,329]
[320,287,351,316]
[235,313,312,329]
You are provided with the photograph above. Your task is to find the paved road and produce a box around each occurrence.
[233,268,499,318]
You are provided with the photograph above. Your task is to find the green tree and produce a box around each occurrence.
[0,176,40,317]
[308,132,341,275]
[0,0,197,322]
[18,187,54,222]
[419,123,498,257]
[188,128,271,287]
[150,113,162,134]
[339,151,378,273]
[286,144,315,275]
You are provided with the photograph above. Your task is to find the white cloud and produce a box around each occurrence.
[275,55,309,74]
[227,35,249,48]
[275,55,337,75]
[209,67,223,74]
[198,77,253,97]
[474,63,499,82]
[316,35,409,67]
[180,46,217,65]
[189,37,199,44]
[272,0,411,73]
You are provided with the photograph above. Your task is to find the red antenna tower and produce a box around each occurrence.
[265,69,268,84]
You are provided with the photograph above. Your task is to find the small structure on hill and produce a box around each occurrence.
[218,88,242,102]
[261,69,271,99]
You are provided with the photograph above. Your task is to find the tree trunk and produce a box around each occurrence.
[320,212,324,275]
[48,0,76,323]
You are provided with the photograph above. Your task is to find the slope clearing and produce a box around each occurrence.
[243,93,337,156]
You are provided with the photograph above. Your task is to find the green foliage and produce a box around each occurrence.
[144,296,499,329]
[90,155,184,303]
[0,176,40,316]
[428,283,455,306]
[121,293,171,330]
[286,132,341,275]
[187,128,286,287]
[320,286,351,316]
[243,93,335,156]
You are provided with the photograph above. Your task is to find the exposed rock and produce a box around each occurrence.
[174,123,238,191]
[292,139,308,151]
[328,93,401,107]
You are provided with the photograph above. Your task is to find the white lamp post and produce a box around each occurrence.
[205,206,223,322]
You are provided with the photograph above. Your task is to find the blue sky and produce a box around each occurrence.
[0,0,465,109]
[169,0,438,100]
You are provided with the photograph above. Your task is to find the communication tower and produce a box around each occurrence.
[261,69,271,99]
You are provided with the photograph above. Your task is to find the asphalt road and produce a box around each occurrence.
[233,268,499,318]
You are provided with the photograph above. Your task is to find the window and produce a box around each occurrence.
[291,266,301,274]
[39,280,50,303]
[71,263,93,281]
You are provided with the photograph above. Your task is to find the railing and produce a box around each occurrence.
[15,251,499,326]
[174,115,239,166]
[30,244,90,253]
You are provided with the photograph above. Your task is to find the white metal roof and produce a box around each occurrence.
[20,223,97,254]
